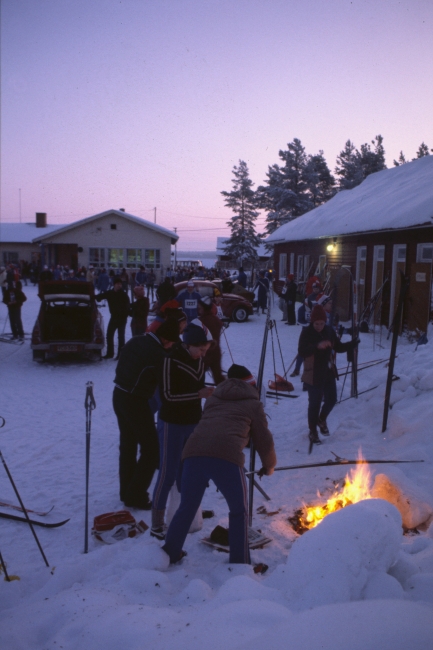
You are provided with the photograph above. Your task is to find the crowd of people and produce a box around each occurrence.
[1,257,360,562]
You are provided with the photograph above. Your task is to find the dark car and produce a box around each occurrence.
[174,279,253,323]
[31,281,105,360]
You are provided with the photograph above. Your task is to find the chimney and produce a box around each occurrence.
[36,212,47,228]
[119,208,125,212]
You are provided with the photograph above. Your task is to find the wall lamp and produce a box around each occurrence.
[327,238,337,252]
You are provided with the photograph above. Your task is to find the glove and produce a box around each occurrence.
[257,466,274,478]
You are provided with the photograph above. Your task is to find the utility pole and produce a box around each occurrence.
[174,227,177,269]
[19,189,22,223]
[154,207,157,224]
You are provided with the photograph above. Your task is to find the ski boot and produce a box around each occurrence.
[318,417,330,436]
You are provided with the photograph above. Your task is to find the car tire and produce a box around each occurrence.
[232,306,249,323]
[32,350,45,361]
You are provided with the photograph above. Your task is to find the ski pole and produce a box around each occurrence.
[0,550,10,582]
[0,418,49,567]
[84,382,96,554]
[222,329,234,364]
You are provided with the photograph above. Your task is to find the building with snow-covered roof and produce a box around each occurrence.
[0,209,178,282]
[266,156,433,334]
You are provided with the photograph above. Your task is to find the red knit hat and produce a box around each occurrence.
[310,304,327,323]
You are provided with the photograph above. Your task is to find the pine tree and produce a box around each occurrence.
[221,160,262,264]
[393,151,407,167]
[335,136,386,190]
[304,151,336,207]
[413,142,431,159]
[257,138,313,235]
[335,140,364,190]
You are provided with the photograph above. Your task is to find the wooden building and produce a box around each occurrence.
[266,156,433,334]
[0,209,178,283]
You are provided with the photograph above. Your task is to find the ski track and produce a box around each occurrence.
[0,285,432,649]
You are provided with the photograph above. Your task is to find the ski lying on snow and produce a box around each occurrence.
[0,511,69,528]
[0,500,54,517]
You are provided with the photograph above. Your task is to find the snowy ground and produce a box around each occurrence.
[0,285,432,649]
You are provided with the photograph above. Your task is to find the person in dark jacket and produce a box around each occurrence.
[162,363,276,565]
[3,280,27,340]
[96,277,130,359]
[156,277,177,306]
[237,267,247,289]
[282,273,297,325]
[113,320,180,509]
[129,285,150,336]
[298,304,358,445]
[151,323,214,539]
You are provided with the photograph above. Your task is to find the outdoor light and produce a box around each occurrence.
[327,238,337,252]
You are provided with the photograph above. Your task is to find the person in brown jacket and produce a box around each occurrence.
[162,363,276,565]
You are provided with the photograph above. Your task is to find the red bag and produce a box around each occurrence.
[91,510,148,544]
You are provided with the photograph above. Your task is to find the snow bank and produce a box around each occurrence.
[266,499,403,610]
[371,468,433,529]
[234,600,433,650]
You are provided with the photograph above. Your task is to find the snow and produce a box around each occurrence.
[0,286,432,649]
[266,155,433,243]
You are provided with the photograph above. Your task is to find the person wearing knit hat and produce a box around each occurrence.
[151,322,214,539]
[112,322,179,510]
[162,362,276,565]
[96,277,130,359]
[176,281,202,323]
[298,302,359,446]
[227,364,256,386]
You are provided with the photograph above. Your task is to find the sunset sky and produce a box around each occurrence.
[1,0,432,250]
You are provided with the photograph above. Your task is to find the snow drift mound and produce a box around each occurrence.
[234,599,433,650]
[281,498,403,609]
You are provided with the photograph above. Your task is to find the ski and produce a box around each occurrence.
[266,391,299,399]
[246,457,423,475]
[0,511,70,528]
[0,500,54,517]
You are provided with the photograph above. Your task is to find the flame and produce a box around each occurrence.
[301,452,372,530]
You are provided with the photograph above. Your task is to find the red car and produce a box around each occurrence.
[31,281,105,360]
[174,280,253,323]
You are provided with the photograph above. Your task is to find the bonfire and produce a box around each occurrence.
[289,452,372,534]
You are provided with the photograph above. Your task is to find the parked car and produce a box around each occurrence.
[31,281,105,360]
[174,280,253,323]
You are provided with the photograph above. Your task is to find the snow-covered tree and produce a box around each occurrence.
[221,160,262,264]
[335,136,386,190]
[257,138,313,235]
[335,140,364,190]
[304,151,336,207]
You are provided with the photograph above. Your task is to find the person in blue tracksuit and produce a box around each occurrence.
[162,364,276,565]
[151,323,214,539]
[176,281,202,323]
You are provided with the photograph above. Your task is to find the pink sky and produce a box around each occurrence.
[1,0,432,250]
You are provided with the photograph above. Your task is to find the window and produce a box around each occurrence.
[3,251,19,265]
[110,224,117,230]
[145,249,161,269]
[89,248,105,268]
[297,256,304,281]
[279,253,287,279]
[107,248,124,268]
[290,253,295,275]
[303,255,310,279]
[126,249,142,268]
[417,243,433,263]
